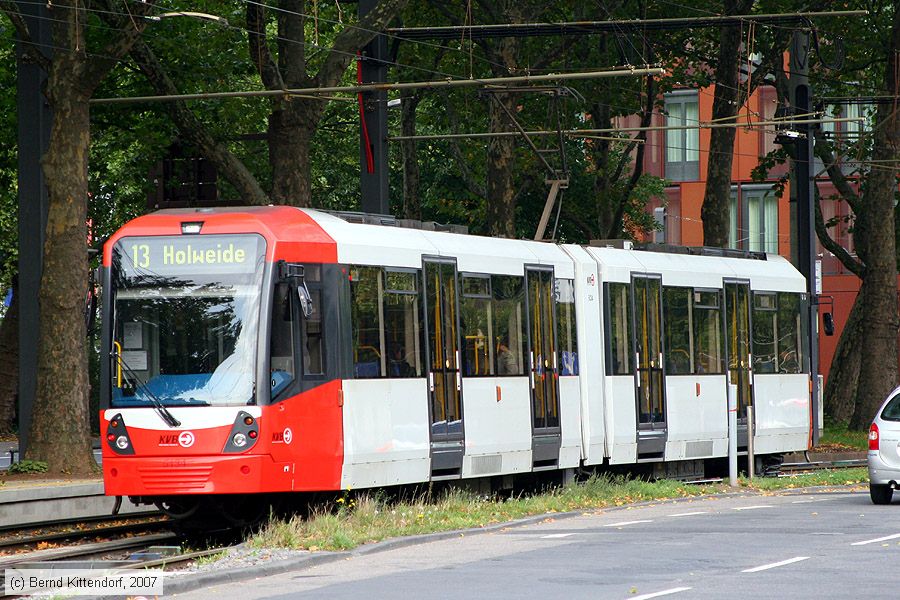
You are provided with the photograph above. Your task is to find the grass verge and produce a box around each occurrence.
[817,423,868,451]
[250,468,868,552]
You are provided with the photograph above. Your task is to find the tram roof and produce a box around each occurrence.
[305,209,576,278]
[584,245,806,292]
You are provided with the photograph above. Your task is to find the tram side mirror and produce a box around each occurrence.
[278,261,314,319]
[823,312,835,336]
[297,283,313,319]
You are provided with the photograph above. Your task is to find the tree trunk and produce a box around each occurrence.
[400,92,422,220]
[848,9,900,430]
[0,276,19,433]
[268,102,320,207]
[486,91,518,238]
[28,83,96,473]
[701,0,754,247]
[822,294,862,425]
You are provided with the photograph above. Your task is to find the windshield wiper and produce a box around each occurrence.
[113,352,181,428]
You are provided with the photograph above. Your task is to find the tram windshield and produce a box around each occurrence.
[110,234,266,407]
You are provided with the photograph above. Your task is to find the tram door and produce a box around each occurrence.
[633,274,667,457]
[724,281,753,446]
[424,260,464,477]
[526,268,561,467]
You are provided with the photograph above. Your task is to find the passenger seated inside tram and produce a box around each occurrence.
[497,338,518,375]
[389,345,413,377]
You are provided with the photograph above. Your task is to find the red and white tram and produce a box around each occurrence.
[100,206,812,519]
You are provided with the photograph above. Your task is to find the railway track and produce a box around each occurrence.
[774,457,867,476]
[0,514,171,554]
[0,532,181,568]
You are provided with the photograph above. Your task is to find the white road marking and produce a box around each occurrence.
[732,505,773,511]
[791,498,828,504]
[629,586,693,600]
[669,511,708,517]
[540,533,574,539]
[851,533,900,546]
[605,520,653,527]
[742,556,810,573]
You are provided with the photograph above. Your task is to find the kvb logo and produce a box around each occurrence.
[272,428,293,444]
[178,431,195,448]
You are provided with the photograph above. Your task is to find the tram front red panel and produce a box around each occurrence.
[101,381,345,496]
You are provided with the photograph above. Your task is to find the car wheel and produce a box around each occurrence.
[870,483,893,505]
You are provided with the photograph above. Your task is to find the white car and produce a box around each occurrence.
[868,386,900,504]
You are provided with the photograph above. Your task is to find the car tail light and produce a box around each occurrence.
[869,423,880,451]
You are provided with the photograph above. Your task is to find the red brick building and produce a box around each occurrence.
[625,84,869,383]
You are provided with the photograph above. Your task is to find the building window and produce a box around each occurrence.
[729,185,778,254]
[819,102,873,175]
[664,91,700,181]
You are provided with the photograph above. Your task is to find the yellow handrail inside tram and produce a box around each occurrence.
[113,340,122,387]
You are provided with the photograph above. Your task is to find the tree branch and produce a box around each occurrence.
[0,1,51,71]
[129,39,270,206]
[813,128,861,215]
[606,73,655,238]
[560,205,597,241]
[314,0,411,89]
[246,1,284,90]
[814,184,864,278]
[84,0,157,91]
[441,91,487,199]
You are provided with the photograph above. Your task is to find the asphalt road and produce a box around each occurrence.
[172,487,899,600]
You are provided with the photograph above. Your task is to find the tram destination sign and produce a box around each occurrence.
[114,234,264,276]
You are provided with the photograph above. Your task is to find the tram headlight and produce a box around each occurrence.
[115,436,130,450]
[232,433,248,448]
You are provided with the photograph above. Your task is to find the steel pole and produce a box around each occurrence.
[790,30,821,447]
[729,382,739,487]
[15,0,52,457]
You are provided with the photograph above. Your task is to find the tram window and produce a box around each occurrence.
[303,288,324,375]
[606,282,633,375]
[556,279,578,376]
[460,275,493,376]
[693,290,724,374]
[386,270,416,293]
[663,287,692,374]
[492,275,526,376]
[304,264,322,283]
[777,292,803,373]
[383,269,422,378]
[350,266,384,378]
[270,282,295,397]
[752,292,777,374]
